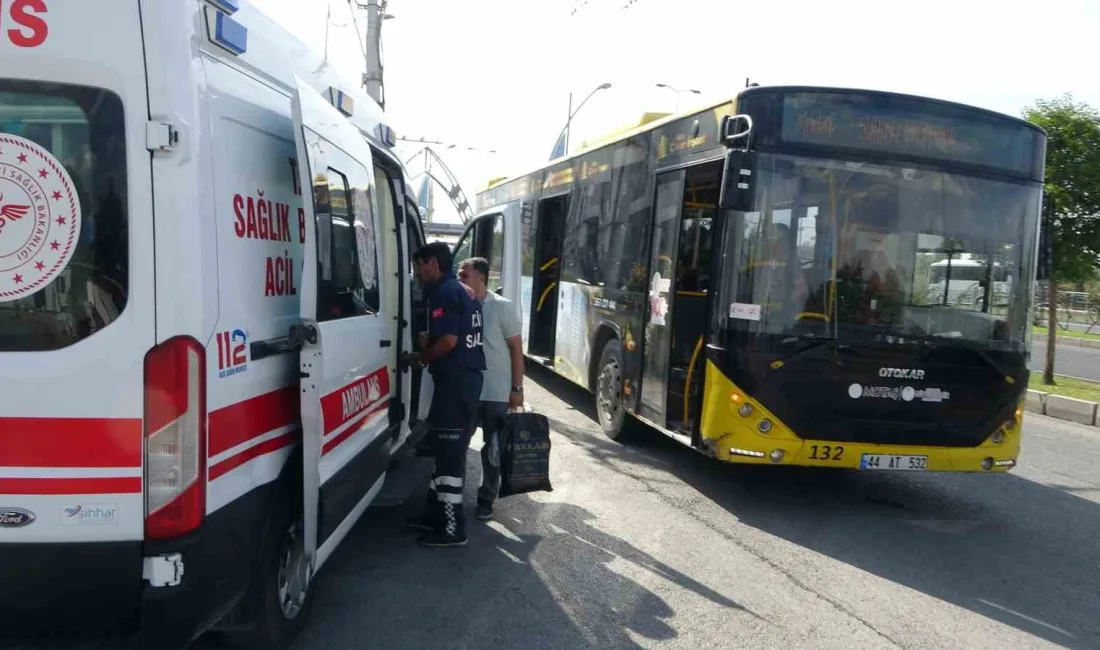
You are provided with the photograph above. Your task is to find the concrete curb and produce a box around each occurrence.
[1026,389,1100,426]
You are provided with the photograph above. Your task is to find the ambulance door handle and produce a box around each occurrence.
[380,340,392,348]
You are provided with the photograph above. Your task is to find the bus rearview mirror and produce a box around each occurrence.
[719,149,755,212]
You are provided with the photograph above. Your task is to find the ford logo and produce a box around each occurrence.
[0,507,36,528]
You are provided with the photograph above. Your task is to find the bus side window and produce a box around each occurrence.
[487,215,505,293]
[454,230,474,267]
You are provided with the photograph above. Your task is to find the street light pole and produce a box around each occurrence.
[656,83,702,112]
[552,82,611,159]
[565,92,573,154]
[356,1,395,108]
[656,83,702,95]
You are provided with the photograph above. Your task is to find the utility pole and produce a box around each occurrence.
[357,1,388,108]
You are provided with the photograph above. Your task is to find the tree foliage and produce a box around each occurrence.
[1024,94,1100,383]
[1024,95,1100,283]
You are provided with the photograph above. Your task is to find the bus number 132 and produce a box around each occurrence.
[809,444,844,461]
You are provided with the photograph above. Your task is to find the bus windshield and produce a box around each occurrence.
[719,153,1041,350]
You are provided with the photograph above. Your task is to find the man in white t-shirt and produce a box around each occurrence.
[458,257,524,521]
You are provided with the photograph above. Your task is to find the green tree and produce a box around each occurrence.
[1023,94,1100,384]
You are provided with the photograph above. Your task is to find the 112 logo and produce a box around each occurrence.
[216,328,249,378]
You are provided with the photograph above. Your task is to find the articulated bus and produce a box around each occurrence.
[468,86,1046,473]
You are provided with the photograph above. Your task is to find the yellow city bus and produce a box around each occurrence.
[465,85,1046,473]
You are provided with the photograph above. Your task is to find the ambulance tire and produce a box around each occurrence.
[595,339,635,442]
[227,484,314,650]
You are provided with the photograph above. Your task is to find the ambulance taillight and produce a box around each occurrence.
[143,336,207,540]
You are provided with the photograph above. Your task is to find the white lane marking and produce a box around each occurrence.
[977,599,1075,638]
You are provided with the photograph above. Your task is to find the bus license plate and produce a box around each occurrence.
[860,454,928,471]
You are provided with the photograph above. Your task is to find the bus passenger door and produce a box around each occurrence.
[638,164,721,435]
[638,171,686,427]
[293,76,395,573]
[529,194,568,362]
[667,163,721,437]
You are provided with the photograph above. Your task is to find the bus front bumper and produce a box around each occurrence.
[714,436,1019,472]
[700,360,1023,473]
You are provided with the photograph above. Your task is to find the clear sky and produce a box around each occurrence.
[257,0,1100,224]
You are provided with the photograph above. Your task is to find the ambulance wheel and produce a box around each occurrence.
[228,501,314,650]
[596,339,633,442]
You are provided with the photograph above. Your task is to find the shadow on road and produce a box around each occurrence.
[263,445,749,650]
[527,363,1100,649]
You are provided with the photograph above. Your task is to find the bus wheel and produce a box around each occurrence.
[596,339,631,441]
[228,504,313,649]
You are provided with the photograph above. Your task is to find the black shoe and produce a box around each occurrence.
[418,530,468,547]
[476,503,493,521]
[406,515,436,532]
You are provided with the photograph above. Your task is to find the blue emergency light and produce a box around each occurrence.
[379,124,397,148]
[204,6,248,56]
[327,88,355,117]
[206,0,240,14]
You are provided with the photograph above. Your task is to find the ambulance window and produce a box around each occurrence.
[0,81,128,352]
[315,161,378,321]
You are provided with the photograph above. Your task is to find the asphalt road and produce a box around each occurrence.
[1029,339,1100,381]
[184,364,1099,650]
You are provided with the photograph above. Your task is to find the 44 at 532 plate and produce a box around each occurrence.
[860,453,928,471]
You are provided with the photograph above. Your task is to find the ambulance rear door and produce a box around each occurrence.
[0,0,156,630]
[291,76,395,570]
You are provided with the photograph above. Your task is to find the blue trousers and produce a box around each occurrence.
[423,370,484,537]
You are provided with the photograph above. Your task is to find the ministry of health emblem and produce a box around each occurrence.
[0,133,82,303]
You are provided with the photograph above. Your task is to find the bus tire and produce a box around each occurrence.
[226,492,314,650]
[595,338,631,442]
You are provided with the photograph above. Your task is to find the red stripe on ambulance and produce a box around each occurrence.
[320,367,390,437]
[209,432,297,481]
[206,385,301,481]
[0,477,141,495]
[208,385,300,457]
[322,399,389,456]
[0,417,142,467]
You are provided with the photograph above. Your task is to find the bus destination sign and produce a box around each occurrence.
[778,92,1039,176]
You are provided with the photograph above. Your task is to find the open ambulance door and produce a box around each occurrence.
[400,188,435,428]
[292,75,396,573]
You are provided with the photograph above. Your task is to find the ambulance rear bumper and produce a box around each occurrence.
[0,540,144,636]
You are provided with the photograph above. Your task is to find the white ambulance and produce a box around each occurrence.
[0,1,436,648]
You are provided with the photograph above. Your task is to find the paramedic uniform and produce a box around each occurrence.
[422,271,486,540]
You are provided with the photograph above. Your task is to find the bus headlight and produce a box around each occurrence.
[981,457,994,471]
[991,429,1005,444]
[758,419,772,433]
[738,403,754,417]
[769,449,785,463]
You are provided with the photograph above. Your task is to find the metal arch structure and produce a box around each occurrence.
[403,145,476,224]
